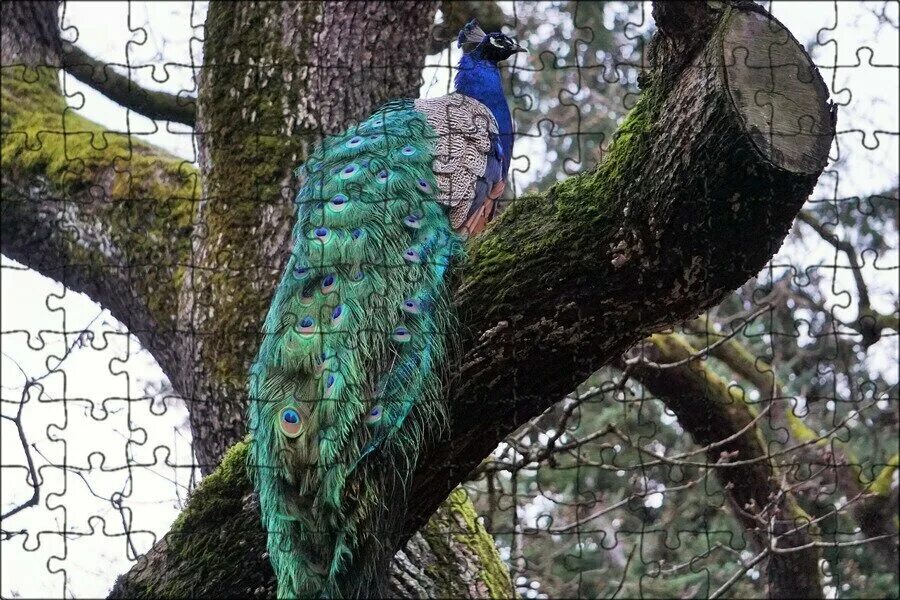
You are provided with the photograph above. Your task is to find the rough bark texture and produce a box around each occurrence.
[2,1,835,597]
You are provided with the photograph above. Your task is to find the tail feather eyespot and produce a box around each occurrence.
[401,299,420,314]
[402,248,421,264]
[392,326,411,343]
[322,274,337,294]
[279,407,303,438]
[365,404,383,424]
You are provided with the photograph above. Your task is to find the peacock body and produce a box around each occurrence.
[247,20,523,599]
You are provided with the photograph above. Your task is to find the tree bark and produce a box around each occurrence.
[2,1,835,597]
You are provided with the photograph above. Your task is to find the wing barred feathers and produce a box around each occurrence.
[413,94,500,228]
[247,99,461,599]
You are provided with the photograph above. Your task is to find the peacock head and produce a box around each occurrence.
[457,19,525,62]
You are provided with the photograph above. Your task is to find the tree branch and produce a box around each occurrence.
[685,314,900,568]
[0,66,197,381]
[410,0,834,541]
[61,43,196,127]
[796,209,898,346]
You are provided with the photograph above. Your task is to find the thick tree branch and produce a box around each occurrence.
[61,44,196,127]
[411,0,834,539]
[1,5,197,380]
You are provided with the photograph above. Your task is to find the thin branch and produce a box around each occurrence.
[797,210,871,309]
[619,401,878,470]
[708,548,769,600]
[61,44,196,127]
[0,312,100,522]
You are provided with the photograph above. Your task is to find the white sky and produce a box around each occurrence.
[1,2,897,598]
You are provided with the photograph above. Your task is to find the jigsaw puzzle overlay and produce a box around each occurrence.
[1,2,897,599]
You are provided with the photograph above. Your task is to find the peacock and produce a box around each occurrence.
[247,19,523,599]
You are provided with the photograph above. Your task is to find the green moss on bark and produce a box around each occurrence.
[111,440,275,599]
[419,489,516,599]
[111,440,516,599]
[447,489,516,599]
[1,64,197,325]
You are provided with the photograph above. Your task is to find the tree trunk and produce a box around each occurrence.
[1,1,835,597]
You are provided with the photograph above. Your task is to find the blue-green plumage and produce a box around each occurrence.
[248,101,461,598]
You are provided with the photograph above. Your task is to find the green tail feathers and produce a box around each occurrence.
[247,101,461,598]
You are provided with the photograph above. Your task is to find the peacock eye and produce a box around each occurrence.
[331,304,345,327]
[401,299,420,314]
[391,326,411,343]
[365,404,383,424]
[490,36,504,48]
[298,316,316,335]
[329,194,348,212]
[321,274,336,294]
[279,408,303,437]
[402,247,421,263]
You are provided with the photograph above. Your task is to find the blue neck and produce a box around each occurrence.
[455,54,513,176]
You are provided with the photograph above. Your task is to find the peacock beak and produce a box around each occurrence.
[512,42,528,53]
